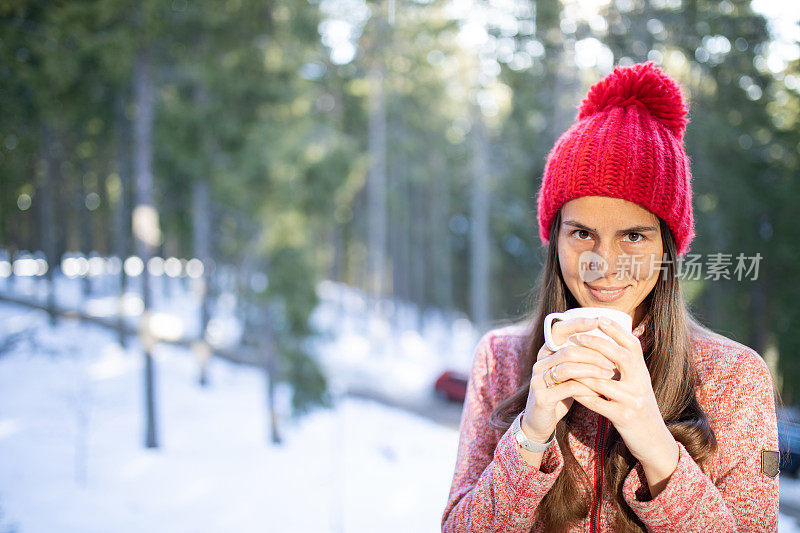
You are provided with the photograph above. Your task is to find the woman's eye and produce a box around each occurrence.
[571,230,591,240]
[626,232,643,242]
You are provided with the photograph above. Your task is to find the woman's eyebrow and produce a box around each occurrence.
[562,220,658,234]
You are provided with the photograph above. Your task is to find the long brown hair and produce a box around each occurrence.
[489,208,719,532]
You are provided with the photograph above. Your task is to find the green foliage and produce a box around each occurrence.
[3,0,800,404]
[264,244,331,414]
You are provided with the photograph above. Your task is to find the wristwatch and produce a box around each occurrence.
[512,409,556,452]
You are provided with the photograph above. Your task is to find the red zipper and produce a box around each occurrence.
[591,414,607,532]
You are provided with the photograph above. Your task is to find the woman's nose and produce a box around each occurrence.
[594,241,625,278]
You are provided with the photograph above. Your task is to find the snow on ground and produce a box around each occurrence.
[310,280,485,408]
[2,269,486,402]
[782,476,800,532]
[785,511,800,532]
[0,303,461,532]
[2,271,800,531]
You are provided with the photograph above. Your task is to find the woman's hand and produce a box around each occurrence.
[569,317,679,493]
[521,318,616,443]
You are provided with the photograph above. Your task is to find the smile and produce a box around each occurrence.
[585,283,631,302]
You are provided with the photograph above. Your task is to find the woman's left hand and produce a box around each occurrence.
[569,317,679,470]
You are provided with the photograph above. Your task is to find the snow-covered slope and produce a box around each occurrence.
[0,303,460,532]
[1,271,799,532]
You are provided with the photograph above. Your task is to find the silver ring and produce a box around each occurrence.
[549,365,563,385]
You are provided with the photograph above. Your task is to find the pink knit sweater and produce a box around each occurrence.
[441,320,780,532]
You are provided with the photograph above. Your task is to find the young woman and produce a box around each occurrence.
[441,62,780,532]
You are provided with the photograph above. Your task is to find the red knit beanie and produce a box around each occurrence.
[536,61,695,257]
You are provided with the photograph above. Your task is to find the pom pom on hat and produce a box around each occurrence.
[577,61,690,140]
[536,61,696,257]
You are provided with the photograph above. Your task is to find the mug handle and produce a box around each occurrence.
[544,312,568,351]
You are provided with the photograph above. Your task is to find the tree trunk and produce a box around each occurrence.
[40,124,58,325]
[133,47,160,449]
[261,308,281,445]
[537,0,568,149]
[191,178,211,327]
[411,173,425,323]
[114,91,132,346]
[78,162,93,297]
[749,278,771,356]
[429,151,453,311]
[367,65,388,306]
[192,177,212,385]
[327,224,343,283]
[388,125,407,306]
[470,110,491,332]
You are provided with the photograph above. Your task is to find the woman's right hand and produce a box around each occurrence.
[521,317,618,442]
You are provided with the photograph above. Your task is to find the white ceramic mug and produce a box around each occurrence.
[543,307,632,352]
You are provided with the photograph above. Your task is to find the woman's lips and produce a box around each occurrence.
[585,283,631,302]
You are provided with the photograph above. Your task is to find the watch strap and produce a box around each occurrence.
[512,410,556,453]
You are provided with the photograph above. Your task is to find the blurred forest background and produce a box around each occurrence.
[2,0,799,419]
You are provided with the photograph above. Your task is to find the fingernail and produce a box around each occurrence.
[599,317,611,326]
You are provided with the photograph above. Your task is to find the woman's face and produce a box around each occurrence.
[557,196,664,324]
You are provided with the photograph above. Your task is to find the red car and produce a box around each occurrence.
[434,370,468,403]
